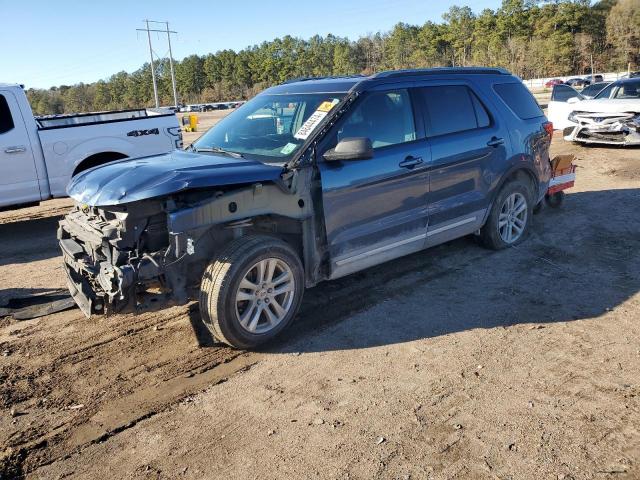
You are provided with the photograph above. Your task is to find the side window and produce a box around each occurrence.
[470,91,491,128]
[550,84,582,102]
[418,85,490,137]
[614,81,640,99]
[494,82,544,119]
[0,94,15,134]
[337,89,416,149]
[595,83,614,99]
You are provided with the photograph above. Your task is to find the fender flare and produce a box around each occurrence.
[483,157,542,223]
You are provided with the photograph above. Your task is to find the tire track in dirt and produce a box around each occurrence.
[2,235,489,478]
[1,303,250,476]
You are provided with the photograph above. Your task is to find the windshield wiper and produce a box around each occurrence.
[192,146,244,158]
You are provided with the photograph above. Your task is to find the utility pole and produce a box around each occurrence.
[136,20,179,108]
[165,22,179,109]
[143,20,159,108]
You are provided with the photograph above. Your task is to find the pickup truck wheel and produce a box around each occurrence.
[199,235,304,349]
[479,180,533,250]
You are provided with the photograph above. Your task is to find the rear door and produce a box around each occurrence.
[547,84,583,130]
[0,91,40,207]
[317,87,430,279]
[414,83,508,246]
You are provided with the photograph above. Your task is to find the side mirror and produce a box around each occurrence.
[323,137,373,162]
[567,96,581,104]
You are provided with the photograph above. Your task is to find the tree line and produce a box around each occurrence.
[27,0,639,115]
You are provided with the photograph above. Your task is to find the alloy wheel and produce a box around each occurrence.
[498,192,528,244]
[235,258,296,334]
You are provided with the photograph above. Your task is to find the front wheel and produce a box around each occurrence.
[199,235,305,349]
[479,180,533,250]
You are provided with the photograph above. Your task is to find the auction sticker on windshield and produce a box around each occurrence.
[294,99,340,140]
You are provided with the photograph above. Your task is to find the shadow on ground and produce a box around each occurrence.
[0,216,62,267]
[258,187,639,353]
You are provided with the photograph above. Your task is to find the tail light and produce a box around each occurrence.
[543,121,554,140]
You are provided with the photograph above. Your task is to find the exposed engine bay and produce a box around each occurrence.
[57,172,317,318]
[58,201,173,316]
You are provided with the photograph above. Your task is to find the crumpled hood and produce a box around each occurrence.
[571,98,640,114]
[67,149,284,206]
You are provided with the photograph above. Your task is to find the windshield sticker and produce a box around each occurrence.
[317,100,338,112]
[280,142,297,155]
[294,99,340,140]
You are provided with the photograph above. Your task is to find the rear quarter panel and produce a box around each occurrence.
[474,78,551,203]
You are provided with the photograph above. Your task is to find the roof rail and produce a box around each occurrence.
[374,67,511,78]
[282,74,367,84]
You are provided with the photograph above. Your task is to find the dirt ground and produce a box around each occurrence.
[1,125,639,479]
[179,111,231,147]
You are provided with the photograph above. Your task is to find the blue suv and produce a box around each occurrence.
[59,67,553,348]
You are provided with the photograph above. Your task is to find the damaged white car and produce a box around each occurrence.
[547,78,640,146]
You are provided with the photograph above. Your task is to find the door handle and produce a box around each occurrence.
[4,146,26,154]
[399,156,423,169]
[486,137,505,148]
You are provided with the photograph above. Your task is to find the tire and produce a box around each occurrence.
[545,191,565,208]
[533,200,544,215]
[479,180,533,250]
[199,235,305,349]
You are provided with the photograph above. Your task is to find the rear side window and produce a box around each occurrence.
[0,94,15,134]
[494,83,543,119]
[550,84,581,102]
[417,85,492,137]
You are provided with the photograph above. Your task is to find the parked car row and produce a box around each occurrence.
[544,75,604,89]
[180,102,245,113]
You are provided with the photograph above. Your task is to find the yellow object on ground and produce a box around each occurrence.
[182,114,198,132]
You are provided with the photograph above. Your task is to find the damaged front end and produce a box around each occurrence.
[58,171,317,319]
[58,201,174,316]
[563,111,640,146]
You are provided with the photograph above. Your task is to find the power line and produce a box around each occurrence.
[136,20,179,108]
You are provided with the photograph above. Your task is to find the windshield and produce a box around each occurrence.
[192,92,345,163]
[595,79,640,100]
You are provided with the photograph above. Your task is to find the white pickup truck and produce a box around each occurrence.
[0,83,182,209]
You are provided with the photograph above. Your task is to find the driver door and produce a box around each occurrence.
[317,88,430,279]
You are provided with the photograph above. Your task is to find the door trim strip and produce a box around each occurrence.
[427,216,477,237]
[335,233,427,267]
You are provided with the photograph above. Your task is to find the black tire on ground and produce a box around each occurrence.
[545,191,565,208]
[533,200,544,215]
[479,179,534,250]
[199,235,305,349]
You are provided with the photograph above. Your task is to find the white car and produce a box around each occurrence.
[0,83,182,209]
[547,78,640,146]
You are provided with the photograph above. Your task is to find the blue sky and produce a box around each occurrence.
[3,0,500,89]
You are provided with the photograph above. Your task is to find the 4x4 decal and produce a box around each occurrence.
[127,128,159,137]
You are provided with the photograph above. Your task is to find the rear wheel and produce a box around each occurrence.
[199,235,304,349]
[545,191,565,208]
[479,180,533,250]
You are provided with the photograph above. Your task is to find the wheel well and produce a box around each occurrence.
[72,151,128,177]
[504,168,538,199]
[246,215,304,258]
[200,215,304,261]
